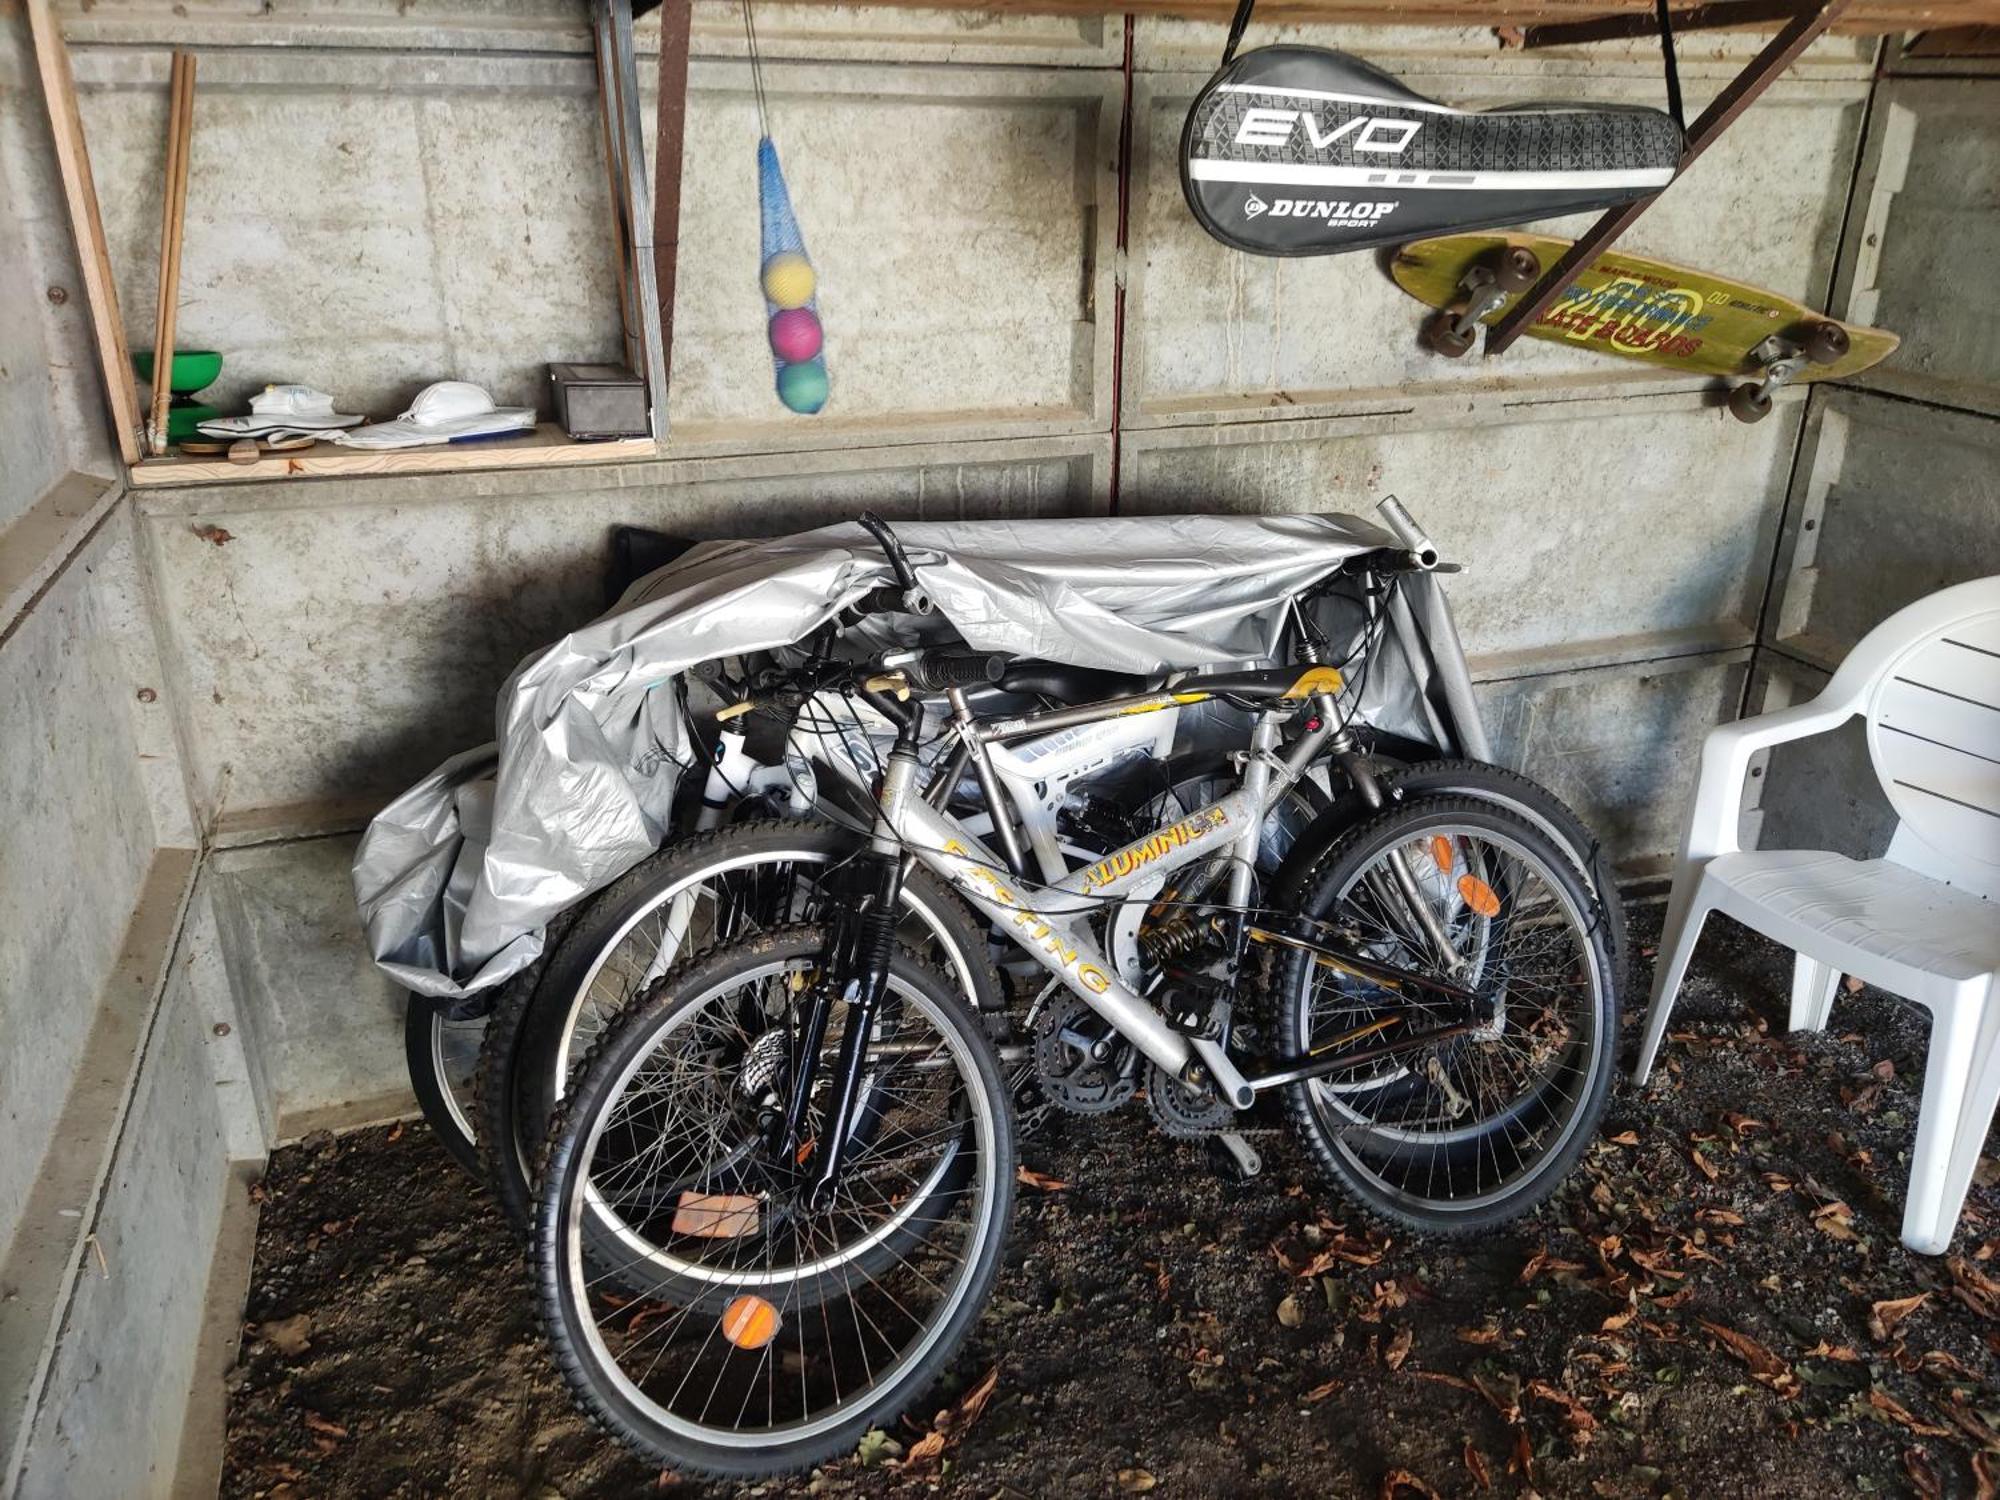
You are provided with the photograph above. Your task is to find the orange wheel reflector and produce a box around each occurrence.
[795,1138,816,1166]
[1427,835,1455,875]
[1457,874,1501,918]
[721,1294,782,1350]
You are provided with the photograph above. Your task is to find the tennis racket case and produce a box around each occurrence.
[1180,46,1683,258]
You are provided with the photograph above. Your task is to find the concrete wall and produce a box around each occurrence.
[1755,66,2000,856]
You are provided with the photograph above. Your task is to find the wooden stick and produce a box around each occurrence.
[149,52,194,456]
[25,0,143,467]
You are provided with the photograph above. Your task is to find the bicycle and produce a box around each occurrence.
[531,521,1619,1477]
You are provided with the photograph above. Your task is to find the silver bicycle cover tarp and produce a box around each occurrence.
[353,511,1429,999]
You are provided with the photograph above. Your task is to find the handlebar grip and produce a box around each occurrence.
[905,653,1006,692]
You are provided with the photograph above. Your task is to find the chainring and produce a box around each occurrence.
[1032,993,1138,1115]
[1144,1060,1235,1138]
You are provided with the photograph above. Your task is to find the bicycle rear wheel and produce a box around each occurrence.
[535,925,1013,1479]
[1276,795,1617,1234]
[404,995,482,1178]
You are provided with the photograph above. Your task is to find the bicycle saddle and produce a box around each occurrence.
[998,660,1151,704]
[1181,45,1683,258]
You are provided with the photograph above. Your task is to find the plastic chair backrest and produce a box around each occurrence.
[1841,578,2000,900]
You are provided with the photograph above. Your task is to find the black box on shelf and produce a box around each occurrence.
[549,363,649,440]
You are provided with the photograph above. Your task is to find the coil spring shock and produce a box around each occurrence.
[1139,913,1210,966]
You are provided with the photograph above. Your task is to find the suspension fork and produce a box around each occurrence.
[788,743,918,1209]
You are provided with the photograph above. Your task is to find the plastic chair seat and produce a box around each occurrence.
[1704,850,2000,993]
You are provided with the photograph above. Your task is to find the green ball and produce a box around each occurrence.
[776,358,829,415]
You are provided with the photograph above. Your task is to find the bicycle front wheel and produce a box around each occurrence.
[1276,795,1617,1235]
[534,925,1014,1479]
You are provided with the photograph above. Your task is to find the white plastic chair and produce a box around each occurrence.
[1632,577,2000,1255]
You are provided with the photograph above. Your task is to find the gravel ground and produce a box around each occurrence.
[222,908,2000,1499]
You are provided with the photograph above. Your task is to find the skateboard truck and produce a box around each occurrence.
[1727,319,1850,423]
[1421,245,1542,358]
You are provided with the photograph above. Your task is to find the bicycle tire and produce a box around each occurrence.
[534,925,1014,1479]
[1275,794,1619,1236]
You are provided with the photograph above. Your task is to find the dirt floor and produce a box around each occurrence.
[222,910,2000,1500]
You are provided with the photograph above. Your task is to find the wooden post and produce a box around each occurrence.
[148,52,195,457]
[650,0,693,433]
[25,0,143,467]
[1485,0,1854,354]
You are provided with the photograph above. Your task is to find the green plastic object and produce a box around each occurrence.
[133,350,224,442]
[133,348,222,393]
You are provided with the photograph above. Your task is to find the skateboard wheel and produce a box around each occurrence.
[1728,383,1773,424]
[1495,246,1542,293]
[1801,321,1850,366]
[1422,311,1476,359]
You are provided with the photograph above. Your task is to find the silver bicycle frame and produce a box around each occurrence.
[855,693,1342,1110]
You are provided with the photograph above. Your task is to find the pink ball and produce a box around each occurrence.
[768,307,823,363]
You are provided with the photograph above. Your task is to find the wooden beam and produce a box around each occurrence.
[645,0,1993,33]
[1524,0,1813,45]
[25,0,143,468]
[650,0,692,442]
[1485,0,1855,355]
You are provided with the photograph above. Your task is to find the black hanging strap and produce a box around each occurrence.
[1656,0,1686,134]
[1221,0,1256,66]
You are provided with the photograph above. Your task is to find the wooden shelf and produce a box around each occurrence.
[125,423,656,488]
[711,0,2000,31]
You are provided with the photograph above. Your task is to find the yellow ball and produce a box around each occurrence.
[761,252,816,310]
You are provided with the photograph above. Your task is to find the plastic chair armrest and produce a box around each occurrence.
[1683,699,1856,863]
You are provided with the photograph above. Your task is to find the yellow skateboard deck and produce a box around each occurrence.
[1391,232,1897,409]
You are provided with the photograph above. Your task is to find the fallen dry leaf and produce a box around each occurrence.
[1116,1469,1157,1493]
[1698,1319,1799,1395]
[191,524,235,546]
[1948,1257,2000,1320]
[1302,1378,1342,1404]
[1870,1293,1930,1342]
[1528,1379,1598,1442]
[1518,1248,1586,1284]
[261,1314,311,1356]
[1607,1130,1640,1147]
[1277,1295,1305,1329]
[301,1412,347,1440]
[1385,1327,1414,1371]
[1903,1444,1944,1500]
[1869,1388,1951,1437]
[1463,1440,1491,1491]
[1378,1469,1442,1500]
[1015,1167,1068,1191]
[1975,1450,1998,1500]
[1456,1323,1502,1346]
[1509,1425,1533,1481]
[1805,1340,1863,1362]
